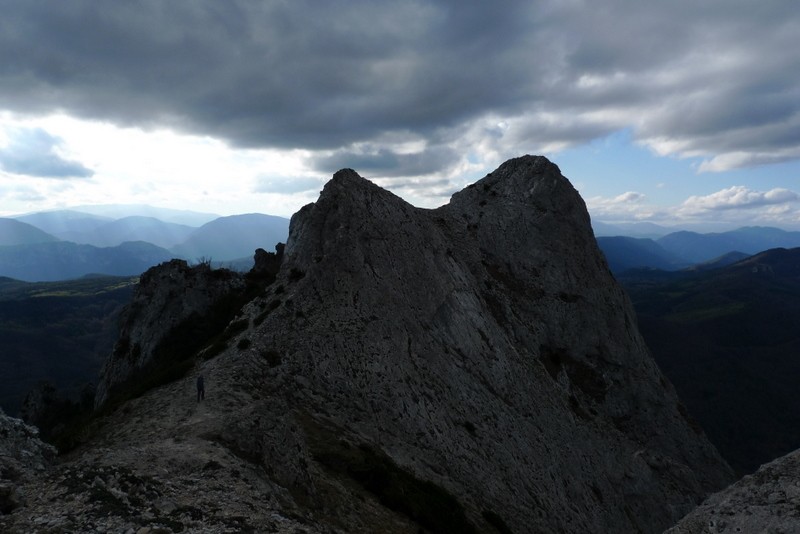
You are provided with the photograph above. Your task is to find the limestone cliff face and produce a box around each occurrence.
[94,259,247,407]
[2,156,733,533]
[243,155,733,532]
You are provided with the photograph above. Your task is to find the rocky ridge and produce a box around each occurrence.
[2,156,733,533]
[666,448,800,533]
[94,259,249,408]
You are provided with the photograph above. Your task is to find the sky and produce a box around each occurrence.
[1,1,799,230]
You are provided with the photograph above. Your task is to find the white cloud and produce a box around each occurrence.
[588,185,800,229]
[0,114,327,217]
[0,126,93,178]
[680,186,800,214]
[586,191,661,221]
[614,191,645,203]
[253,176,324,195]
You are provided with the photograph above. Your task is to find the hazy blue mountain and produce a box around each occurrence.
[8,206,289,276]
[85,216,196,249]
[657,226,800,263]
[13,210,112,240]
[171,213,289,261]
[213,255,256,272]
[15,210,196,247]
[70,204,219,226]
[592,220,673,238]
[596,236,688,273]
[619,247,800,474]
[0,241,174,282]
[0,218,60,246]
[728,226,800,250]
[591,220,624,236]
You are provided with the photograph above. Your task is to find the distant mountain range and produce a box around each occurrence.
[0,241,175,282]
[170,213,289,262]
[596,225,800,273]
[619,247,800,474]
[1,206,290,281]
[3,206,799,281]
[0,218,60,246]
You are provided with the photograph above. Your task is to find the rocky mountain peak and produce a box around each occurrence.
[3,156,733,533]
[330,166,369,184]
[259,155,733,532]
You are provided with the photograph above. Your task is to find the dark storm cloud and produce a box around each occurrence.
[1,0,799,175]
[310,145,458,177]
[0,127,93,178]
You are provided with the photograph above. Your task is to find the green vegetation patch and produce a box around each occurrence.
[665,301,746,323]
[0,275,138,301]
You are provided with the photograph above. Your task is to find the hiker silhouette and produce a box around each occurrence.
[196,374,205,402]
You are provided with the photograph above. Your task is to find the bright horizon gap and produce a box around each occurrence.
[1,117,799,230]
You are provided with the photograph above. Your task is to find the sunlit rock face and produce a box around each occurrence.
[2,156,733,533]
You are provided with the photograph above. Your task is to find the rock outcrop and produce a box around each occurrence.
[1,156,733,533]
[0,408,56,514]
[94,259,247,408]
[667,448,800,532]
[242,155,733,532]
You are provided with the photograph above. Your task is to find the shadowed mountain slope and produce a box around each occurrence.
[0,241,174,282]
[0,276,136,416]
[620,247,800,474]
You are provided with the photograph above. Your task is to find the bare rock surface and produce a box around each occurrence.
[0,408,56,515]
[667,449,800,533]
[2,156,733,533]
[94,259,247,408]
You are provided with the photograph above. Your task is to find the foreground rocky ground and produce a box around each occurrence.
[2,359,327,533]
[667,449,800,533]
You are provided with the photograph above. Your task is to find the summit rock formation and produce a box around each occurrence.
[1,156,733,533]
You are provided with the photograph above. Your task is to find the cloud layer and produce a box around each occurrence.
[1,1,799,179]
[680,186,800,214]
[0,127,93,178]
[588,185,800,228]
